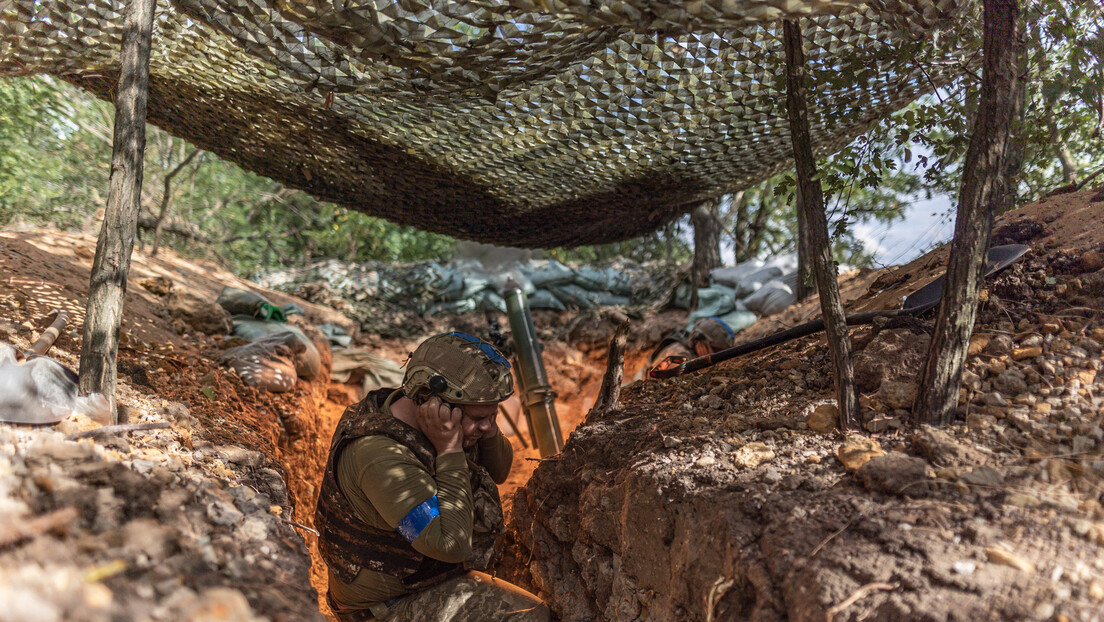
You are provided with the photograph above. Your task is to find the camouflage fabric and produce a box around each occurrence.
[1,1,971,247]
[402,333,514,405]
[364,571,549,622]
[315,389,504,586]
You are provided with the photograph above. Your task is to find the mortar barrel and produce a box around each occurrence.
[502,281,564,457]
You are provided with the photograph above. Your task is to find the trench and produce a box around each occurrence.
[269,316,663,617]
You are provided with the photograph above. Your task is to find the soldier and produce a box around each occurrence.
[641,316,737,379]
[687,316,736,357]
[316,332,550,621]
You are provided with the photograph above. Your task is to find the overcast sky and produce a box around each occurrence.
[852,192,957,268]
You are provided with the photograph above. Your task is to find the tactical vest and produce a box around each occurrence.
[315,389,505,588]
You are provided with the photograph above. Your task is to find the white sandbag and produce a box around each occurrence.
[743,278,796,316]
[710,259,765,288]
[734,266,785,298]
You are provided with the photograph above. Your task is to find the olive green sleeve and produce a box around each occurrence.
[337,436,474,564]
[476,431,513,484]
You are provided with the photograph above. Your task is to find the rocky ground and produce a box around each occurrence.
[3,187,1101,622]
[500,188,1104,622]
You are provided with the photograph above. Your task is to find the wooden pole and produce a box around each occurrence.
[79,0,157,421]
[913,0,1023,425]
[783,19,859,430]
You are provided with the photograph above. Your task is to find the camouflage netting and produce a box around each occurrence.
[1,0,969,247]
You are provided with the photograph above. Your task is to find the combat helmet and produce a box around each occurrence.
[689,317,735,352]
[402,332,514,405]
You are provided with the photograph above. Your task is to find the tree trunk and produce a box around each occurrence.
[913,0,1023,426]
[794,183,814,301]
[784,19,859,430]
[79,0,156,421]
[690,199,722,288]
[1046,113,1078,185]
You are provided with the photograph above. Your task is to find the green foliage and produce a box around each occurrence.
[0,76,457,276]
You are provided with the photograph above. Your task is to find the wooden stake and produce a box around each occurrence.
[79,0,157,421]
[783,19,859,430]
[913,0,1023,426]
[591,318,630,414]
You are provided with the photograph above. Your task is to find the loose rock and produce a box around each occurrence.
[837,438,885,472]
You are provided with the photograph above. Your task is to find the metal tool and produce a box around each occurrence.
[650,244,1029,379]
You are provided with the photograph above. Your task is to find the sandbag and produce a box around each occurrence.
[573,266,607,291]
[710,260,765,288]
[231,318,322,380]
[603,268,640,296]
[528,289,567,311]
[426,299,478,316]
[331,348,406,397]
[590,292,631,307]
[0,343,110,425]
[319,323,353,348]
[715,308,758,333]
[734,266,784,298]
[217,286,286,322]
[686,285,738,326]
[525,260,575,288]
[547,283,596,308]
[743,278,796,316]
[220,333,304,392]
[480,290,509,314]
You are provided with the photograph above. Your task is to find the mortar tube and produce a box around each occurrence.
[502,280,564,457]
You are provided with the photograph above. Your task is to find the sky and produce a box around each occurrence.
[852,192,958,268]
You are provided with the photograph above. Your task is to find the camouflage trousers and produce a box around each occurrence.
[331,572,550,622]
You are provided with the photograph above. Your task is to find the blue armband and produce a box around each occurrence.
[396,495,440,543]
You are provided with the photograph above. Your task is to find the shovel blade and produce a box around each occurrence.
[901,244,1029,311]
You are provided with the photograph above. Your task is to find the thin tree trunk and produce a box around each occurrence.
[913,0,1023,426]
[151,147,199,256]
[795,183,814,301]
[690,199,722,287]
[747,200,772,259]
[784,18,858,430]
[79,0,157,421]
[1046,113,1078,185]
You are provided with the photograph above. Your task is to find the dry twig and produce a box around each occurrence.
[826,581,897,622]
[67,422,171,441]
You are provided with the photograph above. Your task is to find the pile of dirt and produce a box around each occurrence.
[498,188,1104,621]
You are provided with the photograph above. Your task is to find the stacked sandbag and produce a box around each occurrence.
[257,257,670,316]
[219,334,303,393]
[215,289,331,392]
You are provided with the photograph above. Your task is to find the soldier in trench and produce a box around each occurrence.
[641,316,737,380]
[315,332,550,621]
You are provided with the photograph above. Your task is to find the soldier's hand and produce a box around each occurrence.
[417,396,464,455]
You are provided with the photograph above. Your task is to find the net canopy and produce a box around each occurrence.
[1,0,969,247]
